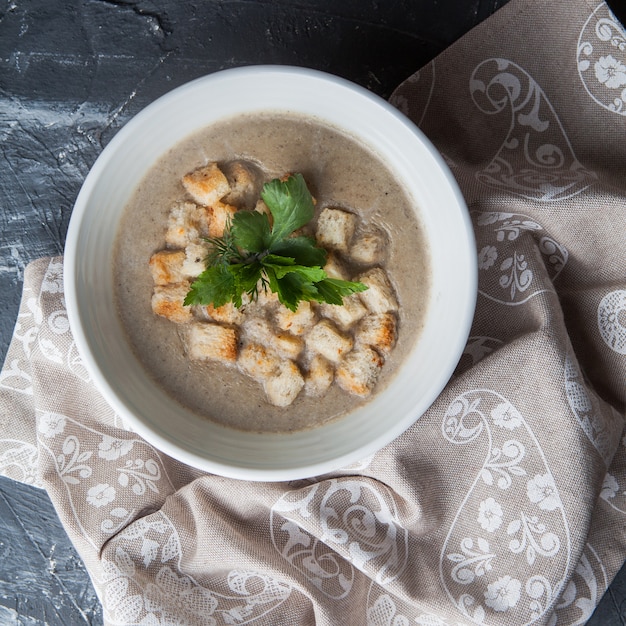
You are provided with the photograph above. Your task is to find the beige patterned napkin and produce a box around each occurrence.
[1,0,625,624]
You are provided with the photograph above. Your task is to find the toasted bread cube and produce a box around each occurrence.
[350,228,387,265]
[165,202,207,247]
[264,360,305,407]
[249,282,280,309]
[236,283,278,315]
[336,347,384,397]
[356,313,397,356]
[275,301,316,336]
[182,162,230,206]
[182,242,209,278]
[273,333,304,360]
[223,161,259,208]
[254,199,273,229]
[243,316,278,343]
[357,267,398,314]
[319,293,367,331]
[205,301,245,326]
[304,354,334,397]
[243,318,303,360]
[151,283,193,324]
[238,343,282,381]
[255,199,271,218]
[149,250,186,286]
[186,322,238,363]
[323,252,349,280]
[305,319,353,363]
[207,201,238,238]
[316,208,357,252]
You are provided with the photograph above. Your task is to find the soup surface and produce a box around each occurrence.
[114,112,431,433]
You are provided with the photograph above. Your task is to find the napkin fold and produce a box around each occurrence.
[1,0,625,624]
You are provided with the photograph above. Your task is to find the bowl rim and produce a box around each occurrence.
[64,64,477,481]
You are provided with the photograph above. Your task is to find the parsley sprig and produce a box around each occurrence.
[184,173,367,312]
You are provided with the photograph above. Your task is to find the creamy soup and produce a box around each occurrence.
[114,112,430,433]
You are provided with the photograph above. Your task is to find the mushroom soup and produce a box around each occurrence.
[114,112,431,433]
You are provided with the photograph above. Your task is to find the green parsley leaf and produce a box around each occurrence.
[313,277,369,306]
[183,172,368,311]
[231,262,263,306]
[184,265,236,308]
[230,210,271,253]
[262,173,315,244]
[262,254,326,282]
[265,266,320,312]
[269,236,327,267]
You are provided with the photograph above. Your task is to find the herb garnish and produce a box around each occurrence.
[184,173,368,312]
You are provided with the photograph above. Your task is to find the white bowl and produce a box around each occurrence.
[64,65,476,481]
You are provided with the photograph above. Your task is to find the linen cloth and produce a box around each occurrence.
[1,0,625,623]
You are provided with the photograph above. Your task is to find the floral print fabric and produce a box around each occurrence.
[1,0,625,624]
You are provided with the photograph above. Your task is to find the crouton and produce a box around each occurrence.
[336,347,384,397]
[356,313,397,356]
[277,333,305,360]
[181,242,209,278]
[323,252,349,280]
[264,360,305,407]
[238,343,282,382]
[316,207,357,252]
[250,282,280,309]
[165,202,208,248]
[275,301,316,336]
[243,318,303,360]
[149,250,186,285]
[357,267,398,314]
[305,319,353,363]
[255,198,271,217]
[207,201,238,238]
[205,301,245,326]
[186,322,238,363]
[304,354,334,397]
[319,293,367,331]
[223,161,260,208]
[182,162,230,206]
[350,228,388,265]
[242,316,277,343]
[151,283,194,324]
